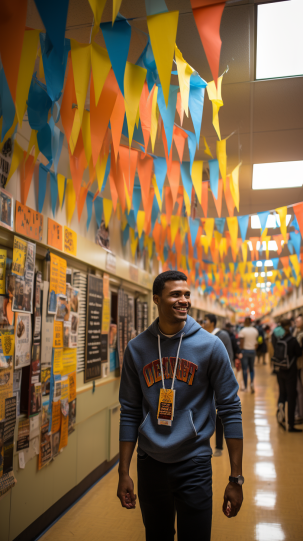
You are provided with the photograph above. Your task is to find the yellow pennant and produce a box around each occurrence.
[137,210,145,238]
[216,139,226,190]
[88,0,107,41]
[241,241,248,264]
[203,136,213,159]
[113,0,123,24]
[150,86,159,152]
[103,198,113,228]
[290,254,300,277]
[16,30,40,126]
[229,263,234,275]
[174,44,195,117]
[206,76,223,140]
[147,11,179,106]
[204,218,214,247]
[226,216,238,251]
[200,235,209,254]
[170,215,180,245]
[147,237,153,259]
[191,161,203,205]
[124,178,131,213]
[230,163,240,210]
[96,151,109,192]
[66,178,76,224]
[214,230,222,245]
[129,228,138,257]
[152,174,162,211]
[82,110,92,165]
[124,62,147,147]
[181,255,187,271]
[121,212,128,231]
[6,141,24,184]
[57,174,66,209]
[70,40,91,152]
[161,214,168,231]
[275,206,288,241]
[91,43,111,105]
[183,189,191,216]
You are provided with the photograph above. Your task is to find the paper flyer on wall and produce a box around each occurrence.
[0,366,13,421]
[15,313,31,368]
[0,137,14,189]
[48,253,67,314]
[13,369,22,417]
[33,271,42,340]
[17,418,30,452]
[11,238,36,314]
[41,282,54,369]
[0,327,14,369]
[0,188,13,232]
[0,249,7,294]
[85,274,103,383]
[3,397,16,475]
[38,422,52,470]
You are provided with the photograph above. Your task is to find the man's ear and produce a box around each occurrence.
[153,294,159,305]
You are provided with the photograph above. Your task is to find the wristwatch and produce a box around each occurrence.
[229,475,244,486]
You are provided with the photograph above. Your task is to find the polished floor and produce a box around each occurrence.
[40,363,303,541]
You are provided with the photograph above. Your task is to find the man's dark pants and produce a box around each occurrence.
[137,452,212,541]
[277,361,298,428]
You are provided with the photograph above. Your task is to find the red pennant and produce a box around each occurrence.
[213,178,223,217]
[137,154,154,214]
[167,161,181,208]
[90,70,118,166]
[280,256,289,268]
[293,202,303,237]
[173,126,187,163]
[68,130,87,202]
[190,0,226,86]
[20,152,35,205]
[201,181,208,217]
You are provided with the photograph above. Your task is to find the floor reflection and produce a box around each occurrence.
[254,490,276,509]
[256,442,273,457]
[254,418,269,426]
[255,462,276,480]
[255,523,285,541]
[255,426,271,441]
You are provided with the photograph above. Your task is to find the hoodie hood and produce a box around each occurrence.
[148,314,202,339]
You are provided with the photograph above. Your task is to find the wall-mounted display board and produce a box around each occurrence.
[85,274,103,383]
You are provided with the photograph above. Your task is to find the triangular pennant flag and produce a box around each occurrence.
[191,161,203,205]
[88,0,107,41]
[103,198,113,228]
[230,163,240,211]
[216,139,226,189]
[6,141,24,184]
[144,188,155,231]
[170,216,180,245]
[147,11,179,106]
[20,153,35,206]
[49,172,58,216]
[90,70,118,166]
[189,217,200,246]
[154,157,167,196]
[188,82,206,147]
[167,161,181,208]
[132,184,142,221]
[257,211,270,233]
[289,230,301,260]
[204,218,214,247]
[0,66,16,142]
[150,85,159,152]
[16,30,40,126]
[164,186,173,222]
[173,125,187,163]
[276,206,288,241]
[82,110,92,166]
[0,0,27,103]
[60,57,77,152]
[208,159,219,199]
[185,129,197,174]
[86,191,94,230]
[91,43,111,105]
[68,131,87,202]
[94,196,104,229]
[176,92,185,126]
[38,164,48,213]
[137,210,145,238]
[66,178,76,224]
[157,85,179,155]
[101,17,132,96]
[215,217,225,235]
[191,1,226,86]
[113,0,123,23]
[174,44,195,117]
[129,228,138,257]
[137,155,154,213]
[119,146,138,204]
[238,215,249,242]
[140,84,156,153]
[241,241,248,264]
[110,90,125,160]
[213,178,223,217]
[124,62,147,147]
[203,136,213,158]
[201,181,208,217]
[70,40,91,151]
[77,184,89,222]
[227,216,238,251]
[34,0,68,60]
[225,176,235,217]
[293,202,303,237]
[206,76,223,139]
[180,162,192,203]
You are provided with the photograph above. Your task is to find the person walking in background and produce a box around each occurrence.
[272,319,302,432]
[238,317,258,393]
[204,314,234,457]
[255,320,267,365]
[293,315,303,423]
[226,323,244,391]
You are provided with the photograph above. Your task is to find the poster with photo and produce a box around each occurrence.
[33,271,42,340]
[12,240,35,314]
[15,313,31,368]
[95,220,110,249]
[0,188,13,231]
[85,274,103,383]
[69,312,79,348]
[38,422,52,470]
[0,366,13,421]
[41,282,54,368]
[52,431,60,458]
[56,295,68,321]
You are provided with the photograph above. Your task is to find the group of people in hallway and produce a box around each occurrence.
[198,313,303,435]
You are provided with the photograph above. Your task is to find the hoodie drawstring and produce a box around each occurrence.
[158,333,185,390]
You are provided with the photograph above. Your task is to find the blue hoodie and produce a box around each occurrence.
[119,315,242,463]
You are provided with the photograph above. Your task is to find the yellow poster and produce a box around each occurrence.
[1,334,14,357]
[53,348,63,375]
[59,413,69,450]
[61,377,69,401]
[50,253,67,296]
[64,227,77,257]
[0,249,6,294]
[103,273,110,299]
[12,236,27,276]
[62,348,77,376]
[68,372,76,402]
[51,401,61,433]
[0,367,13,421]
[101,298,110,334]
[53,321,63,348]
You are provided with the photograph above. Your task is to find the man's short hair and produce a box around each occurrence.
[205,313,217,327]
[244,317,251,325]
[225,322,232,329]
[153,270,188,296]
[281,318,291,329]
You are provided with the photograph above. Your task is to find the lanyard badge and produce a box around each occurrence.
[157,333,184,426]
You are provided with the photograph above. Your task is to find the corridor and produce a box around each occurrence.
[40,364,303,541]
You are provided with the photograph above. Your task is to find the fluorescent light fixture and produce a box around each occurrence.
[267,271,273,277]
[256,0,303,79]
[251,214,292,229]
[253,162,303,190]
[256,261,262,267]
[248,241,283,252]
[265,260,273,267]
[255,272,258,277]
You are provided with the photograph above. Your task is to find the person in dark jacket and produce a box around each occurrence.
[272,319,302,432]
[255,320,267,364]
[225,323,242,361]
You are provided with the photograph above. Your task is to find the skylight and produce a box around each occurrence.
[256,0,303,80]
[252,162,303,190]
[251,214,292,229]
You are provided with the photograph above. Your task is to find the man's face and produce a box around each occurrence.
[295,316,303,329]
[203,318,214,333]
[153,280,191,324]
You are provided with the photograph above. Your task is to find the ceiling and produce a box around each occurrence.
[24,0,303,258]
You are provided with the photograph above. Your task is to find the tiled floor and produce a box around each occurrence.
[40,364,303,540]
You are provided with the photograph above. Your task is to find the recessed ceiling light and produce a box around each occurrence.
[252,162,303,190]
[256,0,303,80]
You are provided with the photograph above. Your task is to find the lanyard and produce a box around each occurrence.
[157,333,184,391]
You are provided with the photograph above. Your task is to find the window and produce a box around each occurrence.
[251,214,292,229]
[252,162,303,190]
[256,0,303,80]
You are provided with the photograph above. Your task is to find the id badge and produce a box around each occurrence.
[157,389,175,426]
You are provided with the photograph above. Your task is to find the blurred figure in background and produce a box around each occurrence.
[238,317,258,393]
[255,320,267,365]
[293,315,303,423]
[225,323,244,391]
[272,319,302,432]
[204,314,234,457]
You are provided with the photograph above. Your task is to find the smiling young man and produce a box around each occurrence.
[117,271,244,541]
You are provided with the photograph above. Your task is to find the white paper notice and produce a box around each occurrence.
[41,281,54,367]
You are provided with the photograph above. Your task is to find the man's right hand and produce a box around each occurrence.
[117,473,137,509]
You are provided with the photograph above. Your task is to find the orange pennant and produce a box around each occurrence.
[119,146,138,204]
[77,184,89,222]
[176,92,185,126]
[144,188,154,232]
[110,149,126,213]
[225,175,235,217]
[249,237,259,261]
[293,202,303,237]
[173,126,188,163]
[201,181,208,217]
[176,187,184,217]
[137,154,154,214]
[109,173,118,212]
[0,0,27,102]
[213,177,223,217]
[139,83,155,153]
[68,131,87,202]
[167,161,181,208]
[162,123,173,176]
[273,234,288,256]
[61,56,77,150]
[110,89,125,161]
[165,186,174,223]
[90,70,118,166]
[20,152,35,206]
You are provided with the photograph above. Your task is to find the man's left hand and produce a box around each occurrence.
[222,482,243,518]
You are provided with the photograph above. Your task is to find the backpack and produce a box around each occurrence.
[272,335,294,369]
